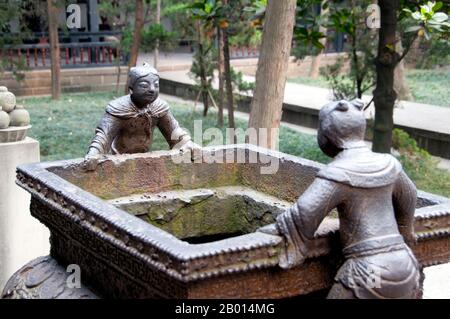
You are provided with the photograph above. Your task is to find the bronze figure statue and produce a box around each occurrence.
[84,63,198,170]
[260,99,420,299]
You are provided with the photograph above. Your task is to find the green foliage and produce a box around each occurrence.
[292,0,328,58]
[403,1,450,39]
[0,55,28,82]
[243,0,267,26]
[161,1,195,40]
[405,69,450,107]
[293,1,377,99]
[278,126,330,164]
[244,0,267,14]
[294,1,448,101]
[223,0,264,48]
[162,3,190,16]
[0,0,34,80]
[190,49,254,101]
[141,24,178,52]
[98,1,135,59]
[414,37,450,68]
[402,2,449,69]
[392,128,450,197]
[120,27,133,56]
[228,29,262,47]
[325,2,377,100]
[189,0,225,31]
[20,92,114,161]
[189,40,215,93]
[98,1,135,28]
[320,57,358,100]
[230,68,255,94]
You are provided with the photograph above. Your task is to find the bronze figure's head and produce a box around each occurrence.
[129,63,160,108]
[317,99,366,158]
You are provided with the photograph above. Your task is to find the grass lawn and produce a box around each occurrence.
[288,69,450,107]
[18,91,450,197]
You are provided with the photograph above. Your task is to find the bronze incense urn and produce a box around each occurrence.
[2,144,450,298]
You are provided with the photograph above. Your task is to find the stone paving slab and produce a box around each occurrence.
[423,263,450,299]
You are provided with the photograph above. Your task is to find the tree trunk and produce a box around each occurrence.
[223,28,235,136]
[248,0,297,149]
[196,22,210,117]
[309,3,328,79]
[309,50,323,79]
[394,58,411,101]
[222,0,234,137]
[154,0,161,69]
[217,26,224,127]
[200,44,210,117]
[394,34,412,101]
[47,0,60,100]
[126,0,144,93]
[372,0,400,153]
[115,47,122,94]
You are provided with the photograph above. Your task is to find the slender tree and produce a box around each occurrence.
[217,25,225,127]
[222,19,235,132]
[128,0,144,69]
[248,0,297,149]
[394,35,412,101]
[372,1,449,152]
[98,1,134,94]
[309,2,329,78]
[154,0,161,69]
[372,0,400,153]
[47,0,60,100]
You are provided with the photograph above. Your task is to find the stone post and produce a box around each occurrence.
[0,138,50,290]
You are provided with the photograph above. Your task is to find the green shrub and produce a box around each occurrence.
[392,128,450,197]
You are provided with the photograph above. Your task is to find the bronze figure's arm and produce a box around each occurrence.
[87,113,123,155]
[157,110,191,149]
[260,178,341,268]
[393,170,418,245]
[84,113,123,170]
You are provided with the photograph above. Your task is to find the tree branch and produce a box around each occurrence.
[143,5,152,24]
[398,33,418,62]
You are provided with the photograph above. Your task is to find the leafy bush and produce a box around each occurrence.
[230,67,255,94]
[392,128,450,197]
[406,69,450,107]
[141,24,178,52]
[320,56,357,100]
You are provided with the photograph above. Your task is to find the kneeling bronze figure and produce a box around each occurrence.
[260,99,420,299]
[84,63,197,170]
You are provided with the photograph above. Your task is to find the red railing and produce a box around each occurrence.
[1,42,127,70]
[230,46,260,59]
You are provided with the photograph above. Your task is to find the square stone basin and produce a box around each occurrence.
[16,144,450,298]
